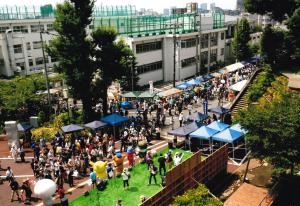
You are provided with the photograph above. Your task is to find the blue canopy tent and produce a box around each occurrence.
[187,112,209,122]
[84,121,107,130]
[196,76,205,82]
[190,126,218,153]
[168,122,202,137]
[176,82,191,90]
[203,73,214,81]
[121,101,132,109]
[61,124,84,133]
[230,123,248,135]
[212,128,244,163]
[101,114,129,138]
[186,79,201,86]
[207,121,230,132]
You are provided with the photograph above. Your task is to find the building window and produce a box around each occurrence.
[210,49,218,62]
[220,48,224,56]
[137,61,163,74]
[136,41,162,53]
[13,44,23,54]
[16,62,25,70]
[35,57,44,65]
[181,57,196,68]
[210,32,218,47]
[26,42,31,50]
[46,24,54,31]
[13,25,28,33]
[181,38,196,48]
[28,59,34,66]
[201,51,208,65]
[0,26,9,33]
[31,25,44,33]
[33,41,42,49]
[50,56,58,63]
[221,32,225,40]
[201,34,209,49]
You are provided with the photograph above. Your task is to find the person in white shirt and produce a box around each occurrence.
[179,113,184,127]
[6,166,14,182]
[121,168,130,189]
[10,145,18,163]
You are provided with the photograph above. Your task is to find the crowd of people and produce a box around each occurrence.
[2,63,257,205]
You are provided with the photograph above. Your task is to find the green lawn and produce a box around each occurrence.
[70,148,193,206]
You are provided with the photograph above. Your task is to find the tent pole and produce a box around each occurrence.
[232,142,235,160]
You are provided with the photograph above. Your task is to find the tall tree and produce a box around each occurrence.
[261,25,292,68]
[287,7,300,61]
[231,18,252,61]
[91,27,137,115]
[238,91,300,174]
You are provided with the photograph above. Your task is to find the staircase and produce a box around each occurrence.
[230,68,262,117]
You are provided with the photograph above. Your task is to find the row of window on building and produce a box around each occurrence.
[135,32,225,54]
[15,55,55,70]
[0,24,54,33]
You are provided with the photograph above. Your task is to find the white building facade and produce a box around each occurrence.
[0,7,227,87]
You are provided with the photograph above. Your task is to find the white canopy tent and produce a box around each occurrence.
[230,80,248,92]
[225,62,244,73]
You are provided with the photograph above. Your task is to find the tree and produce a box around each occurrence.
[231,18,252,61]
[91,27,138,115]
[238,91,300,174]
[287,7,300,61]
[260,26,292,68]
[47,0,95,122]
[171,184,223,206]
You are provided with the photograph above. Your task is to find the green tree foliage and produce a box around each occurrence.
[47,0,94,122]
[47,1,138,120]
[247,64,274,102]
[239,88,300,174]
[244,0,298,22]
[231,18,252,61]
[261,26,292,68]
[245,0,300,64]
[0,74,51,125]
[172,184,223,206]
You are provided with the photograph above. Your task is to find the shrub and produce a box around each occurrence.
[31,127,58,141]
[247,64,274,102]
[172,184,223,206]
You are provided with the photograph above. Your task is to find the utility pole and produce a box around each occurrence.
[173,26,176,87]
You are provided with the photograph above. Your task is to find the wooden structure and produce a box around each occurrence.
[141,144,228,206]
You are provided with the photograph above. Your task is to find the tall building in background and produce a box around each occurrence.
[236,0,244,11]
[210,3,216,11]
[163,8,171,16]
[186,2,198,13]
[200,3,208,11]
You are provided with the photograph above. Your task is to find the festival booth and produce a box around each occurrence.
[189,126,218,154]
[61,124,84,134]
[121,91,142,101]
[176,82,191,90]
[84,121,107,136]
[211,125,248,165]
[101,114,129,139]
[186,79,201,86]
[168,122,202,149]
[209,106,231,120]
[138,91,157,99]
[187,112,209,123]
[157,88,183,97]
[230,79,248,92]
[225,62,244,73]
[17,123,33,145]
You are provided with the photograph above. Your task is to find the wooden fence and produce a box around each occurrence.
[141,144,228,206]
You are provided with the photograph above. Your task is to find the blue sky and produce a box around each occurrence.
[0,0,237,12]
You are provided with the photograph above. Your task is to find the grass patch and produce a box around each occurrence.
[70,148,193,206]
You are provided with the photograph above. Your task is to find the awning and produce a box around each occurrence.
[186,79,201,86]
[230,123,248,134]
[121,91,142,98]
[190,126,219,140]
[101,114,129,125]
[230,80,248,92]
[84,121,107,130]
[17,123,33,132]
[176,83,191,90]
[61,124,84,133]
[212,128,243,143]
[207,121,230,132]
[187,112,209,122]
[138,91,157,98]
[168,122,202,137]
[225,62,244,73]
[157,88,183,97]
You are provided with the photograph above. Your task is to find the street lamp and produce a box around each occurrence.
[129,56,135,92]
[63,89,71,124]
